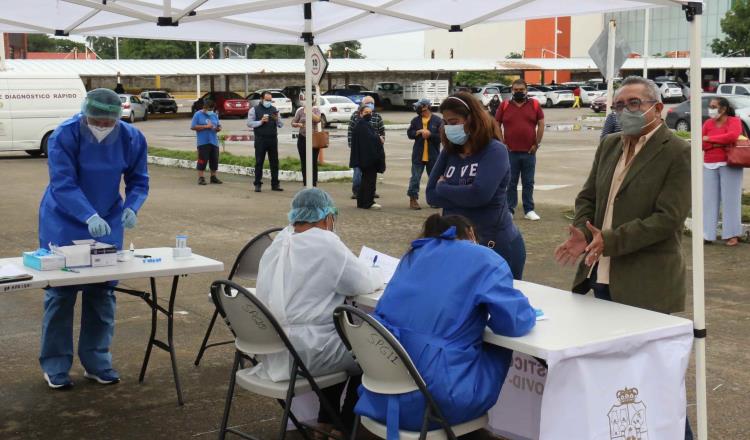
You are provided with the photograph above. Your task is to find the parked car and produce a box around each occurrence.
[0,72,86,156]
[324,89,367,106]
[655,82,684,102]
[139,90,177,114]
[344,84,369,92]
[375,82,404,108]
[191,91,249,118]
[246,90,293,117]
[119,94,148,123]
[579,85,606,105]
[318,95,358,127]
[590,95,608,113]
[281,85,306,110]
[471,85,502,107]
[498,86,548,106]
[716,83,750,96]
[533,85,575,108]
[665,94,750,134]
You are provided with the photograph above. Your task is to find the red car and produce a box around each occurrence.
[192,91,249,118]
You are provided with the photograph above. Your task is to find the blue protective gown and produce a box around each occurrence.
[37,114,149,377]
[354,228,536,437]
[39,114,149,249]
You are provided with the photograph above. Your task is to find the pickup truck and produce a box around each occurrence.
[375,80,449,109]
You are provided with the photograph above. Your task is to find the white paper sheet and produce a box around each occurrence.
[0,265,27,277]
[358,246,400,284]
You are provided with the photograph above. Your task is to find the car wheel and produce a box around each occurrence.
[149,106,154,114]
[128,112,135,123]
[320,114,328,128]
[143,111,148,121]
[383,99,392,110]
[545,99,553,108]
[26,131,52,157]
[743,122,750,138]
[675,119,690,132]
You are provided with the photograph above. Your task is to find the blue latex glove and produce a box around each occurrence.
[86,214,111,238]
[122,208,137,229]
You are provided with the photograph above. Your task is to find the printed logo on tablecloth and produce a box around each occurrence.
[608,387,648,440]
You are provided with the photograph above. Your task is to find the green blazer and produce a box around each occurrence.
[572,124,691,313]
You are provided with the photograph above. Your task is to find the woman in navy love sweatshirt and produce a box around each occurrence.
[426,92,526,279]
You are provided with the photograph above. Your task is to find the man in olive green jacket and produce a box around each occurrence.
[555,77,691,314]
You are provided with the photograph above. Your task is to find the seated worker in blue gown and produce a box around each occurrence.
[355,214,536,437]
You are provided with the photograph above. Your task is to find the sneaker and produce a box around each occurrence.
[271,186,284,192]
[44,372,74,389]
[84,369,120,385]
[198,177,207,186]
[210,176,223,184]
[254,185,261,193]
[524,211,541,221]
[370,203,382,210]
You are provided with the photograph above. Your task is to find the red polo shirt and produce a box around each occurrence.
[495,100,545,152]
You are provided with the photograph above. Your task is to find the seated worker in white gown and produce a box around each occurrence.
[255,187,384,430]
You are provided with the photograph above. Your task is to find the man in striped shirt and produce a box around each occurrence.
[348,96,385,199]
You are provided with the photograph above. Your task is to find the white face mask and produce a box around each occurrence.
[89,124,115,142]
[708,108,720,119]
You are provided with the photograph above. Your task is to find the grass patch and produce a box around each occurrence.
[675,130,691,139]
[148,147,350,172]
[381,120,401,125]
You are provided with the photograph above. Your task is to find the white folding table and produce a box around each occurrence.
[354,280,694,439]
[0,248,223,405]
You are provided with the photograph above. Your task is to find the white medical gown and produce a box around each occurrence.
[254,226,383,382]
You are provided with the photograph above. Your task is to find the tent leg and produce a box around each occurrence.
[687,5,708,440]
[605,20,616,117]
[303,2,313,189]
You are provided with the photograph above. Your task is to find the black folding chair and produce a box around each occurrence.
[194,227,282,366]
[333,305,488,440]
[212,280,351,440]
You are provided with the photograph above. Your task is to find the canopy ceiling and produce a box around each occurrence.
[0,1,699,45]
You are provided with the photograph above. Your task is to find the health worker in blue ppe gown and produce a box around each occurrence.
[37,88,149,389]
[355,214,536,438]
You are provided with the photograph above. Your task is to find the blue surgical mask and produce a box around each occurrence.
[444,124,468,145]
[206,111,216,116]
[263,101,272,108]
[365,103,375,110]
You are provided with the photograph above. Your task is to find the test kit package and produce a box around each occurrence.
[50,240,119,268]
[90,242,118,267]
[23,249,66,271]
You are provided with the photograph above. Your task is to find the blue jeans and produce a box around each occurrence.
[508,152,536,214]
[490,233,526,280]
[352,167,362,195]
[590,270,694,440]
[40,285,116,376]
[407,160,436,199]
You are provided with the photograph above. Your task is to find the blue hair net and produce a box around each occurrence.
[288,188,337,224]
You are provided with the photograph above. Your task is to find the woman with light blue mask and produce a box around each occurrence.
[426,92,526,279]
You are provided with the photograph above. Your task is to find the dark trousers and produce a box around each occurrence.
[317,375,362,428]
[254,136,280,187]
[196,144,219,172]
[508,151,537,214]
[490,233,526,280]
[357,167,377,209]
[589,267,694,440]
[297,135,319,187]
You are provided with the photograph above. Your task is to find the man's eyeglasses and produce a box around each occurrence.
[611,98,657,113]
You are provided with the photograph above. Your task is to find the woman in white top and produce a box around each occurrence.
[291,98,323,187]
[255,188,383,428]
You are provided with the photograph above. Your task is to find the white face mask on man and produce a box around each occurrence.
[89,124,115,142]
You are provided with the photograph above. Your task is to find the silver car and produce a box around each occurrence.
[118,94,148,123]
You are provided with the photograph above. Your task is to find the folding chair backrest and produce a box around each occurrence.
[229,227,283,282]
[334,305,420,395]
[212,280,286,355]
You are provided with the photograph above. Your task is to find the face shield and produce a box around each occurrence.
[80,89,123,144]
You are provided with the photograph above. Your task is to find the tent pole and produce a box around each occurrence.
[642,8,649,78]
[686,5,707,439]
[605,20,616,116]
[303,2,313,189]
[0,32,6,71]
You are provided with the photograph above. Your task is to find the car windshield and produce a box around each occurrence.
[271,92,286,99]
[471,87,482,93]
[326,97,354,104]
[150,92,169,98]
[581,86,594,91]
[119,96,127,103]
[223,92,243,99]
[667,83,680,88]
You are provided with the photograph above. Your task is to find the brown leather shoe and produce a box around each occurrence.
[409,197,421,210]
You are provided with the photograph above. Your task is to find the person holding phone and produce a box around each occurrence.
[247,91,284,192]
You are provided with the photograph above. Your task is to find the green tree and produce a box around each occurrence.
[711,0,750,56]
[454,71,514,87]
[247,44,304,59]
[27,34,86,53]
[86,37,116,59]
[506,51,523,59]
[329,41,364,58]
[119,39,197,59]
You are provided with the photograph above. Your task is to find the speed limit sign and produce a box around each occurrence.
[310,45,328,85]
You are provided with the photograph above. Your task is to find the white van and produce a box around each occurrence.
[0,72,87,156]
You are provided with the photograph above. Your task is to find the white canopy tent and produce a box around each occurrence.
[0,1,708,438]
